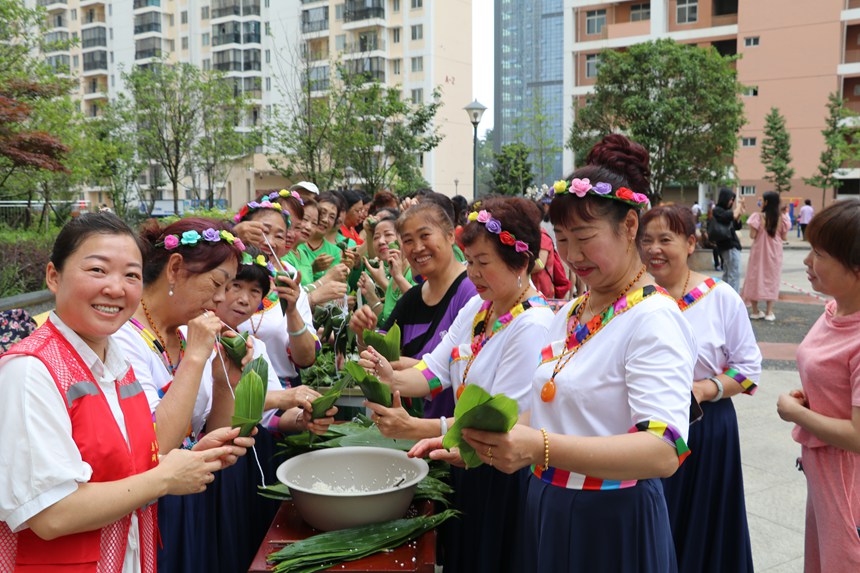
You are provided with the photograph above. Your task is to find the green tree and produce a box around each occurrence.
[512,93,562,186]
[568,39,745,202]
[491,142,534,196]
[475,127,495,197]
[760,107,795,193]
[804,93,857,207]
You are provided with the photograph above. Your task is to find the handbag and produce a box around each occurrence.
[706,216,733,246]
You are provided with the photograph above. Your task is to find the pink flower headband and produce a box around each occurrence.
[233,200,292,227]
[467,210,531,254]
[264,189,304,206]
[549,178,650,208]
[157,228,245,252]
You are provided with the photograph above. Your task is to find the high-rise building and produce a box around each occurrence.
[29,0,473,212]
[495,0,565,186]
[564,0,860,210]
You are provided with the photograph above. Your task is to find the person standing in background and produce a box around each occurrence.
[798,199,814,240]
[741,192,792,321]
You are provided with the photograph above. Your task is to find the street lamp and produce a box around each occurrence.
[464,99,487,199]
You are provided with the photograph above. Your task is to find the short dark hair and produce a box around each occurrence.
[51,211,144,271]
[140,217,242,285]
[234,245,271,296]
[460,197,540,273]
[416,191,456,226]
[369,191,399,214]
[639,204,696,241]
[806,198,860,271]
[805,199,812,206]
[317,192,344,221]
[396,201,454,236]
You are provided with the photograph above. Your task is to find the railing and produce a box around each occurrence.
[244,33,261,43]
[213,32,242,46]
[82,32,107,48]
[711,13,738,26]
[846,47,860,63]
[83,56,108,71]
[135,48,162,59]
[344,6,385,22]
[302,19,329,33]
[212,3,241,18]
[37,0,67,7]
[133,0,160,8]
[134,22,162,34]
[214,61,243,71]
[343,39,386,53]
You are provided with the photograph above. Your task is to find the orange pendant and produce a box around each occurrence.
[456,384,465,400]
[541,381,556,402]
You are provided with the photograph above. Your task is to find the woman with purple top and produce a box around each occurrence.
[350,201,476,418]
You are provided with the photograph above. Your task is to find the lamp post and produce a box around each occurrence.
[464,99,487,199]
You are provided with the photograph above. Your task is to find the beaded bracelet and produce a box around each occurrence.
[540,428,550,471]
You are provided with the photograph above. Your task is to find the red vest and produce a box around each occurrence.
[0,321,159,573]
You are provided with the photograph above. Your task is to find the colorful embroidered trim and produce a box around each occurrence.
[265,189,304,205]
[539,285,667,366]
[157,228,245,252]
[234,199,292,227]
[548,178,650,208]
[677,277,719,312]
[467,209,531,253]
[415,359,443,398]
[631,420,691,465]
[470,295,548,356]
[725,367,757,395]
[531,464,638,491]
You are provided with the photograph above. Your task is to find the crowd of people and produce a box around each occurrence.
[0,133,858,573]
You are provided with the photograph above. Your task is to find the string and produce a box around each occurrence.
[261,233,288,274]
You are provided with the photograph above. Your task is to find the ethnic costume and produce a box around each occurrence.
[416,294,553,573]
[0,314,158,573]
[663,278,760,573]
[525,287,696,572]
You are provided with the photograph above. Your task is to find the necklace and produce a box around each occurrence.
[140,298,183,373]
[540,265,647,403]
[680,269,691,299]
[457,287,534,399]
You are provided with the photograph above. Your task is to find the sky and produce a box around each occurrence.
[472,0,494,137]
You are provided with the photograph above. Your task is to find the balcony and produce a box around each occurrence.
[302,19,329,34]
[82,51,108,72]
[82,28,108,49]
[135,48,162,60]
[712,13,738,26]
[607,19,649,40]
[344,6,385,23]
[133,0,160,8]
[343,38,386,54]
[213,31,242,46]
[214,60,243,72]
[134,22,162,34]
[37,0,67,9]
[212,1,241,19]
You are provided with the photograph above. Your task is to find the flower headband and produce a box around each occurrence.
[157,228,246,252]
[233,200,292,227]
[265,189,304,206]
[549,178,650,208]
[467,210,530,254]
[241,251,276,275]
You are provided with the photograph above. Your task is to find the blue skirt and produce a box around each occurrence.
[662,398,753,573]
[441,464,527,573]
[520,474,677,572]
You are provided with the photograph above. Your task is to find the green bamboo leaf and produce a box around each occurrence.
[443,386,519,468]
[232,370,265,436]
[220,331,249,367]
[310,375,348,419]
[343,361,392,407]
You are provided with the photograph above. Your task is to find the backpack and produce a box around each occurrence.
[706,216,733,247]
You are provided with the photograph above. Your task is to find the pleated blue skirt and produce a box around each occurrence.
[662,398,754,573]
[520,474,677,572]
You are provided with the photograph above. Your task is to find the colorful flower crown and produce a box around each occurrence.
[241,252,276,275]
[157,228,245,251]
[233,200,292,227]
[264,189,304,206]
[549,178,650,208]
[467,210,530,254]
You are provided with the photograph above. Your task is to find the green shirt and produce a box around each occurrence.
[380,266,414,325]
[283,250,313,286]
[297,240,343,283]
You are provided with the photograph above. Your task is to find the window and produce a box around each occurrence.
[411,56,423,72]
[585,54,600,78]
[181,36,188,49]
[740,185,756,196]
[202,32,210,46]
[411,88,423,103]
[265,22,271,35]
[630,3,650,22]
[393,58,401,74]
[744,86,758,96]
[168,14,174,27]
[392,28,400,43]
[854,84,860,97]
[265,49,270,63]
[202,6,210,19]
[335,34,345,50]
[265,0,269,7]
[265,77,271,90]
[744,36,760,47]
[585,10,606,35]
[72,55,79,68]
[335,4,344,20]
[203,58,211,70]
[393,0,400,11]
[411,0,422,8]
[181,10,188,24]
[741,137,756,147]
[411,24,423,40]
[71,8,77,20]
[677,0,697,24]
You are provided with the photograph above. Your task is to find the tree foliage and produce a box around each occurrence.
[512,93,562,186]
[568,39,745,202]
[804,93,858,204]
[491,142,534,196]
[760,107,794,193]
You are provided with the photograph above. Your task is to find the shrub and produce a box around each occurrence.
[0,227,57,298]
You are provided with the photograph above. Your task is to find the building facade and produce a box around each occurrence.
[563,0,860,211]
[30,0,473,213]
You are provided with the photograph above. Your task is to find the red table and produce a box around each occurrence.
[248,501,437,572]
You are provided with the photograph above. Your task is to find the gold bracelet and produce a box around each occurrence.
[540,428,550,471]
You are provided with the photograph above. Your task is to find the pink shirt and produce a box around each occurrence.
[793,301,860,448]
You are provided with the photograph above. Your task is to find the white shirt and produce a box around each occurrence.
[798,204,814,225]
[0,313,141,573]
[421,294,554,414]
[530,292,696,444]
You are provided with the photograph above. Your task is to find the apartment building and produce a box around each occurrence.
[30,0,473,213]
[564,0,860,210]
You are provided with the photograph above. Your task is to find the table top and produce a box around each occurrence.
[248,501,436,572]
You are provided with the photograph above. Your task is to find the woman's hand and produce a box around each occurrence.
[184,311,223,363]
[193,426,256,469]
[301,405,337,435]
[386,249,404,277]
[232,221,267,250]
[274,273,301,310]
[461,424,542,474]
[363,257,388,286]
[215,329,254,386]
[777,390,809,423]
[343,248,358,269]
[158,447,230,495]
[366,392,414,438]
[310,280,348,306]
[358,346,393,384]
[407,437,465,468]
[312,253,334,274]
[267,387,322,412]
[322,263,349,284]
[358,273,382,308]
[349,305,378,345]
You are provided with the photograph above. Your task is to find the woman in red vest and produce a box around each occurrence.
[0,212,252,573]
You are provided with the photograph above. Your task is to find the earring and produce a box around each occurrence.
[517,274,522,289]
[168,284,174,297]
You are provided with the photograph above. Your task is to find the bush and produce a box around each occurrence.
[0,227,57,298]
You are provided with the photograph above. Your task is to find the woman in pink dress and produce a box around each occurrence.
[777,198,860,572]
[741,191,791,321]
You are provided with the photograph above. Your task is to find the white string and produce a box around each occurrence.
[215,342,266,488]
[261,233,288,274]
